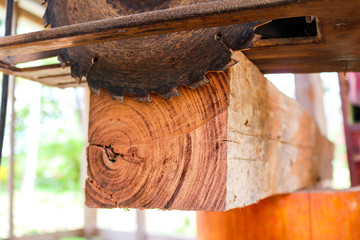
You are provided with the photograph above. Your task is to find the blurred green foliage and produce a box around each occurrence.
[174,216,195,236]
[0,77,84,193]
[36,85,84,192]
[36,138,83,191]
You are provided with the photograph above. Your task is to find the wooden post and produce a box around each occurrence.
[294,74,327,135]
[8,75,15,240]
[136,210,146,240]
[197,188,360,240]
[80,89,97,238]
[294,73,333,186]
[85,52,333,211]
[8,3,17,239]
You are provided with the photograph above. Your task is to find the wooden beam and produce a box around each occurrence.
[85,52,333,211]
[0,64,87,88]
[197,188,360,240]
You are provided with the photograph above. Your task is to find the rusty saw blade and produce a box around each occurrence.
[43,0,265,102]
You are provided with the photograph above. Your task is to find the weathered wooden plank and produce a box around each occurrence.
[85,52,333,211]
[0,64,86,88]
[197,188,360,240]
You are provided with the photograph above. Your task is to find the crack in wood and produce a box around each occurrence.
[90,144,145,165]
[87,177,118,207]
[229,129,315,149]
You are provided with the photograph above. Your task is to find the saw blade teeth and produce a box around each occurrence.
[222,59,238,71]
[45,2,265,103]
[110,94,125,102]
[134,95,152,103]
[250,34,263,46]
[43,18,49,28]
[57,53,68,68]
[162,89,181,99]
[42,7,50,28]
[89,86,101,96]
[75,76,84,85]
[189,76,210,89]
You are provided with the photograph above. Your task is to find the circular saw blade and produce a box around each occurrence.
[43,0,264,101]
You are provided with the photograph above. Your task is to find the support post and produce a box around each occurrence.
[136,210,146,240]
[294,73,333,186]
[7,2,17,239]
[80,89,98,238]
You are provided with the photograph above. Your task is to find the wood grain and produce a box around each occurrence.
[197,188,360,240]
[86,52,333,210]
[86,70,229,210]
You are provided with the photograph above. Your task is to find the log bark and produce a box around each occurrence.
[197,188,360,240]
[86,52,333,211]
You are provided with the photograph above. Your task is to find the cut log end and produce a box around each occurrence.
[86,51,333,211]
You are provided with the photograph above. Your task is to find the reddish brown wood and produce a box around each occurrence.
[197,188,360,240]
[85,52,333,211]
[0,64,86,88]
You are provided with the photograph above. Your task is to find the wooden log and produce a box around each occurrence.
[85,52,333,211]
[197,188,360,240]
